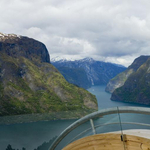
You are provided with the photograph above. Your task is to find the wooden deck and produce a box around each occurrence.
[63,130,150,150]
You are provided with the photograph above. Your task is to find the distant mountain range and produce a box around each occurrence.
[51,57,126,89]
[106,55,150,105]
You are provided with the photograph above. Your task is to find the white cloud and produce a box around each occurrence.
[1,0,150,66]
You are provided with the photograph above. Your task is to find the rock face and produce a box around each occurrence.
[0,33,98,117]
[52,57,126,89]
[0,33,50,63]
[110,55,150,105]
[106,56,150,93]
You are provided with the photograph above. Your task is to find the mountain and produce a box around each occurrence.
[0,33,98,117]
[106,55,150,93]
[51,57,126,89]
[56,67,91,89]
[110,55,150,105]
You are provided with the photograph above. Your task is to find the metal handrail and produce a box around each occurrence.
[67,121,150,145]
[49,106,150,150]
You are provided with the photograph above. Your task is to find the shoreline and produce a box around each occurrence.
[0,110,94,125]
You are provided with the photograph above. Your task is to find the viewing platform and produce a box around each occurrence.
[49,106,150,150]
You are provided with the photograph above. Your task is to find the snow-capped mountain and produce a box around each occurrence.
[0,32,21,38]
[52,57,126,89]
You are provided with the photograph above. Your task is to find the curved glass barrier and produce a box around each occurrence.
[49,107,150,150]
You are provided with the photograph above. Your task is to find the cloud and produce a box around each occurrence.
[0,0,150,66]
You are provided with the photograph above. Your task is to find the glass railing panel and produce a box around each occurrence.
[93,111,121,134]
[54,120,91,150]
[53,107,125,150]
[119,113,150,131]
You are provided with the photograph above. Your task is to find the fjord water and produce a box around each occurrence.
[87,85,150,109]
[0,85,150,150]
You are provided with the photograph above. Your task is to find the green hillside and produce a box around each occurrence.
[0,34,98,118]
[111,56,150,105]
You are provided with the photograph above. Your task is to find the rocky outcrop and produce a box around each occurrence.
[0,33,98,117]
[106,56,150,93]
[0,33,50,63]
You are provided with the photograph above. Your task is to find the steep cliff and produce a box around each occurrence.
[0,33,50,63]
[106,56,150,93]
[0,33,98,117]
[111,56,150,105]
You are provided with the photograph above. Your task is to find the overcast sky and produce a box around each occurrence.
[1,0,150,66]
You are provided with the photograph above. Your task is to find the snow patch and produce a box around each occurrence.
[51,56,75,62]
[0,32,21,39]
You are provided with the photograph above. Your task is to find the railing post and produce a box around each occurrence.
[90,119,96,135]
[117,107,126,150]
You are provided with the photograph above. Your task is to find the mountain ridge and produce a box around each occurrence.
[52,57,126,89]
